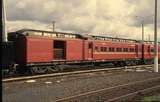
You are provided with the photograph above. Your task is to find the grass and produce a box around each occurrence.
[142,94,160,102]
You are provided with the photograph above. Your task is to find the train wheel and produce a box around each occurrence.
[126,61,133,66]
[30,67,47,74]
[17,66,29,74]
[120,61,126,67]
[131,61,136,66]
[113,62,120,67]
[47,67,58,73]
[46,65,61,73]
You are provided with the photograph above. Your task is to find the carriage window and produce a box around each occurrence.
[123,48,126,52]
[109,47,112,52]
[104,47,107,52]
[116,48,119,52]
[95,47,99,52]
[101,47,103,52]
[88,43,92,49]
[58,34,65,38]
[133,48,135,52]
[116,48,122,52]
[135,48,138,52]
[123,48,129,52]
[129,48,132,52]
[148,47,150,52]
[126,48,128,52]
[112,48,115,52]
[151,49,154,52]
[129,48,134,52]
[120,48,122,52]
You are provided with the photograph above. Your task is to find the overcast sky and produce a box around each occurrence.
[6,0,160,41]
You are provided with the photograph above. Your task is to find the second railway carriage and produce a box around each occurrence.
[5,29,160,74]
[142,41,160,64]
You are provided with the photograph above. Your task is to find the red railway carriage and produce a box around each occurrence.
[159,44,160,58]
[14,30,85,64]
[157,43,160,59]
[8,29,160,73]
[142,42,160,64]
[142,42,154,63]
[13,30,141,63]
[91,40,140,60]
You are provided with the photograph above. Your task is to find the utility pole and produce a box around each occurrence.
[136,16,144,43]
[52,21,55,32]
[148,34,150,42]
[154,0,158,72]
[2,0,8,42]
[142,22,144,43]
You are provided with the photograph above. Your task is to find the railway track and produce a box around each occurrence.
[55,76,160,102]
[2,64,157,82]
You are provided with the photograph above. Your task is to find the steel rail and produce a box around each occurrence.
[55,76,160,102]
[2,67,123,82]
[106,85,160,102]
[2,64,158,82]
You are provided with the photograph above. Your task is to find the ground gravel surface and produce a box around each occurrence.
[3,71,160,102]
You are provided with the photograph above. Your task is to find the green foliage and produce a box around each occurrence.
[142,95,160,102]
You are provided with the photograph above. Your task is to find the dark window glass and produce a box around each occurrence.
[101,47,103,52]
[104,47,107,52]
[109,47,112,52]
[119,48,122,52]
[123,48,125,52]
[129,48,132,52]
[148,47,150,52]
[151,49,154,52]
[95,47,99,52]
[129,48,134,52]
[116,48,119,52]
[112,48,115,52]
[126,48,128,52]
[88,43,92,49]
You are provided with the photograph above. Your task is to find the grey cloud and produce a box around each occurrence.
[7,0,56,23]
[128,0,160,27]
[6,0,160,41]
